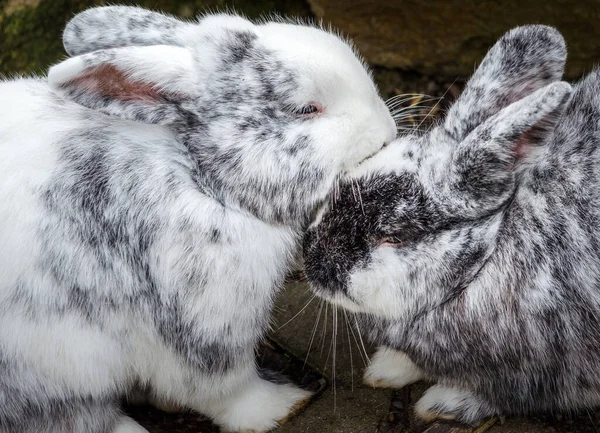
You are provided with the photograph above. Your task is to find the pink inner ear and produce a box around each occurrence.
[515,133,532,158]
[67,64,166,104]
[514,111,556,159]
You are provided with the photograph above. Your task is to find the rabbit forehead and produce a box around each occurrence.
[256,23,376,96]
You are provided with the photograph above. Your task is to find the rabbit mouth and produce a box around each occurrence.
[355,140,389,167]
[357,150,378,166]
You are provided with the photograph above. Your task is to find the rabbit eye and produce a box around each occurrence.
[294,103,322,118]
[378,236,409,248]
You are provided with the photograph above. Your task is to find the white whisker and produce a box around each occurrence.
[333,305,338,412]
[387,96,439,110]
[304,299,324,368]
[345,310,369,367]
[320,302,328,357]
[385,93,429,108]
[353,315,371,366]
[343,312,354,392]
[356,179,365,216]
[414,80,457,131]
[277,294,316,329]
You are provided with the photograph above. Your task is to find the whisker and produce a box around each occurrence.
[385,93,429,108]
[388,96,439,109]
[344,309,354,392]
[415,79,457,131]
[304,299,324,368]
[388,97,440,111]
[356,179,365,216]
[320,302,328,357]
[353,315,371,366]
[277,294,316,329]
[333,304,338,412]
[392,111,440,120]
[325,309,334,368]
[345,310,369,367]
[389,102,441,118]
[386,92,427,102]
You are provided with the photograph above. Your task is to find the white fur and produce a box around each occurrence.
[415,385,490,423]
[113,417,149,433]
[364,347,426,389]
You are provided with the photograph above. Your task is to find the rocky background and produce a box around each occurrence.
[2,0,599,99]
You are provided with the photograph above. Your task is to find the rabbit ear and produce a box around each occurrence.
[63,6,258,56]
[443,82,572,217]
[63,6,196,56]
[48,45,196,125]
[444,25,567,142]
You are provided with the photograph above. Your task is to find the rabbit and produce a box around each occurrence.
[301,24,600,426]
[0,5,396,433]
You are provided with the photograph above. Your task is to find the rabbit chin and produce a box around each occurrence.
[312,289,366,314]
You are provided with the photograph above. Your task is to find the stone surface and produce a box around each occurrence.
[307,0,600,80]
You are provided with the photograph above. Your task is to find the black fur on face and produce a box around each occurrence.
[303,163,502,307]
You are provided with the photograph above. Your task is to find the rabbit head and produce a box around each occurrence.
[303,25,572,320]
[50,6,396,226]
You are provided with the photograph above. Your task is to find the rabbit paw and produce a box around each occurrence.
[363,347,425,389]
[415,384,495,425]
[215,378,312,432]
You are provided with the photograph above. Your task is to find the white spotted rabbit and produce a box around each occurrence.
[0,5,396,433]
[302,25,600,425]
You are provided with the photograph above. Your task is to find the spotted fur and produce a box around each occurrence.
[303,25,600,424]
[0,6,395,433]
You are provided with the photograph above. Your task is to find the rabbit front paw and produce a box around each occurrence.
[415,384,495,426]
[212,377,312,432]
[363,347,426,389]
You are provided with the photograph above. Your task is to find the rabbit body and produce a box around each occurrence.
[0,75,301,433]
[0,6,396,433]
[303,25,600,424]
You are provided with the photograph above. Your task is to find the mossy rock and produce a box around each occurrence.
[0,0,312,77]
[308,0,600,80]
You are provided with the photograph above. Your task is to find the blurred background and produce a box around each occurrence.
[2,0,599,102]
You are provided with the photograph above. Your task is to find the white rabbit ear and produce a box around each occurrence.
[48,45,196,125]
[63,6,258,56]
[63,6,196,55]
[445,25,567,142]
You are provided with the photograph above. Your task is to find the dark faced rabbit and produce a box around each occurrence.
[0,6,396,433]
[301,25,600,425]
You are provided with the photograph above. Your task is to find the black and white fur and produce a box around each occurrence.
[302,25,600,424]
[0,6,396,433]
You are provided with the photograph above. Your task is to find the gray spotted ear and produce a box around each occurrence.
[443,81,572,217]
[63,6,196,56]
[445,25,567,142]
[48,45,196,125]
